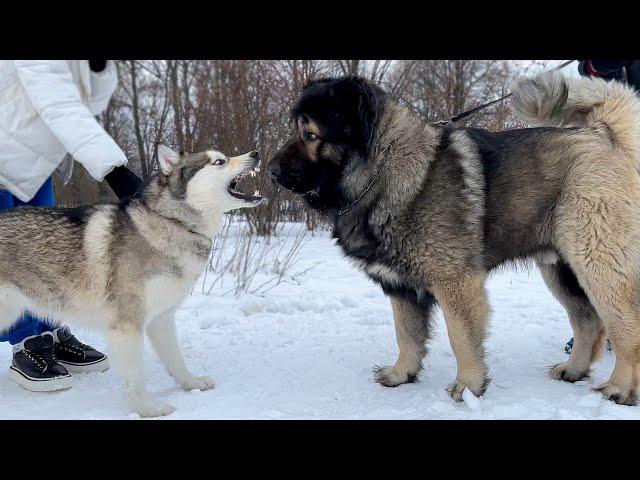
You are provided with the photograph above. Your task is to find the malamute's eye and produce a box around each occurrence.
[212,158,226,165]
[304,132,318,141]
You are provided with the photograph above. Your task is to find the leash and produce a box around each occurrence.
[338,60,576,217]
[435,60,575,126]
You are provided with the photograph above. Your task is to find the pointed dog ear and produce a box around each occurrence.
[157,144,181,175]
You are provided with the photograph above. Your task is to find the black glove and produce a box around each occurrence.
[88,60,108,73]
[104,166,143,201]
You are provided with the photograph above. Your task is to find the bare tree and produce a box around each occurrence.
[391,60,524,130]
[59,59,532,225]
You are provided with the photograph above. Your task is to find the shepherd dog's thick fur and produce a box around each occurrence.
[0,146,263,416]
[268,71,640,405]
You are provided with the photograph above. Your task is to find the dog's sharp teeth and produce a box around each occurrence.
[254,190,260,197]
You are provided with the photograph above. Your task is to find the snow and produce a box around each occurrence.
[461,388,483,412]
[1,222,639,420]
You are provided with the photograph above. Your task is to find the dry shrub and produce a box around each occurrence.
[199,217,318,297]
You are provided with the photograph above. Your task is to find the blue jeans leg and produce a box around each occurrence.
[0,189,14,209]
[13,177,55,208]
[0,313,52,345]
[0,177,56,345]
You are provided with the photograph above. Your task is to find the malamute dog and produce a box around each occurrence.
[268,71,640,406]
[0,146,263,416]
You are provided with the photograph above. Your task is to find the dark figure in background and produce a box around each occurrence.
[564,60,640,354]
[578,60,640,89]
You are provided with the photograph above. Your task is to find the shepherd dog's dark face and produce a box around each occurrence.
[268,76,386,211]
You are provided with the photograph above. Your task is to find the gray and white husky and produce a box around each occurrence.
[0,145,263,417]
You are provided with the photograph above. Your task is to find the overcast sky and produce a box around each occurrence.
[517,60,579,77]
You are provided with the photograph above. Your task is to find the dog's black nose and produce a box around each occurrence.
[249,151,260,159]
[268,162,281,180]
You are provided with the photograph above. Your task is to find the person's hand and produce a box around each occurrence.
[104,165,143,200]
[88,60,108,73]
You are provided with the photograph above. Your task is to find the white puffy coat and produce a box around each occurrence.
[0,60,127,201]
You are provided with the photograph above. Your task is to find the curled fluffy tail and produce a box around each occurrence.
[511,70,640,160]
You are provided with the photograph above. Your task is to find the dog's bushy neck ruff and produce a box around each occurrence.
[337,101,441,222]
[332,101,444,262]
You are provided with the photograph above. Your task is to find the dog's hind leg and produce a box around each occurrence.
[108,322,176,417]
[433,275,491,401]
[147,308,214,392]
[556,188,640,406]
[566,263,640,406]
[374,291,435,387]
[537,261,606,382]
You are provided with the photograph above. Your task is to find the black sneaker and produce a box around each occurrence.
[564,337,574,354]
[565,337,613,354]
[8,333,72,392]
[53,326,109,373]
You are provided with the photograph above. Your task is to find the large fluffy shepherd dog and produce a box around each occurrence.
[267,71,640,405]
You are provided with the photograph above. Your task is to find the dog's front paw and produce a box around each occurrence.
[373,365,418,387]
[446,377,489,403]
[180,375,215,391]
[594,382,638,406]
[133,401,176,418]
[549,362,589,383]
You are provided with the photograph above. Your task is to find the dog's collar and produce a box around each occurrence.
[169,217,206,238]
[338,144,393,217]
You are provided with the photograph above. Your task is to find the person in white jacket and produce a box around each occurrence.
[0,60,138,392]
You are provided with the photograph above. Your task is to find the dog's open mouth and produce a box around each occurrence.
[228,164,263,203]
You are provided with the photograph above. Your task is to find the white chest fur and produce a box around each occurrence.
[143,273,198,321]
[350,258,403,287]
[143,249,209,321]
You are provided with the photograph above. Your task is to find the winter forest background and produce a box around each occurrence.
[55,60,567,236]
[28,60,637,419]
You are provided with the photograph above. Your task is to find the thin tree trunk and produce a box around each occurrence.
[129,60,149,179]
[169,60,185,150]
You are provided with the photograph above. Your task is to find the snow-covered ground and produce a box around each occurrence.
[1,222,638,420]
